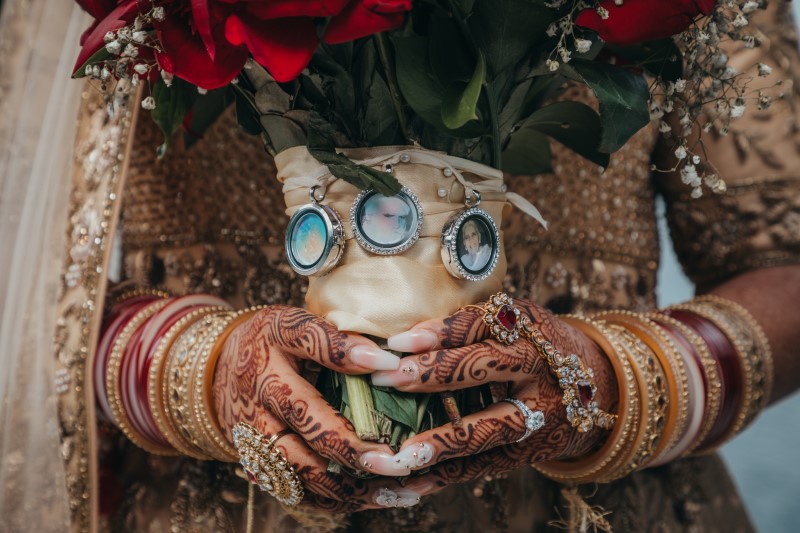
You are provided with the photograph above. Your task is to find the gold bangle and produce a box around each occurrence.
[190,308,263,462]
[694,295,773,426]
[106,299,171,454]
[164,310,232,460]
[678,296,773,452]
[598,312,688,466]
[534,316,639,485]
[110,287,172,306]
[598,324,663,481]
[149,306,227,458]
[647,313,722,457]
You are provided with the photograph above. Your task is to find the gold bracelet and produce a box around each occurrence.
[678,296,773,452]
[534,316,639,485]
[164,310,232,460]
[109,286,172,306]
[694,295,773,428]
[106,299,171,454]
[598,312,689,466]
[598,324,663,481]
[648,313,722,457]
[149,306,227,458]
[519,317,617,432]
[190,308,263,462]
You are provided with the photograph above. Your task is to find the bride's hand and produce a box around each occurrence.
[212,305,423,512]
[358,298,618,492]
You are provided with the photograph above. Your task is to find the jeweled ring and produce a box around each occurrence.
[502,398,545,442]
[232,422,305,506]
[468,292,523,345]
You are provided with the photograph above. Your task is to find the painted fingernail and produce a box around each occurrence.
[373,487,422,508]
[371,360,418,387]
[350,345,401,370]
[360,443,432,475]
[394,442,433,470]
[387,330,438,353]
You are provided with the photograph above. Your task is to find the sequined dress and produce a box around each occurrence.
[50,5,800,533]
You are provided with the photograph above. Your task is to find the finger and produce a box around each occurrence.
[259,357,400,473]
[371,340,544,393]
[253,306,401,372]
[400,447,521,494]
[386,306,488,354]
[359,398,547,476]
[236,416,418,512]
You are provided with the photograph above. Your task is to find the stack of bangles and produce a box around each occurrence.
[98,289,772,500]
[529,295,773,484]
[96,289,303,505]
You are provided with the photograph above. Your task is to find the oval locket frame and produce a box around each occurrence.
[285,202,345,277]
[440,207,500,281]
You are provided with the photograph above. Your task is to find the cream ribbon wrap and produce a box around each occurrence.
[275,146,546,338]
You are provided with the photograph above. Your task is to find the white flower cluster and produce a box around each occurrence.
[84,4,168,110]
[653,0,779,198]
[544,1,596,72]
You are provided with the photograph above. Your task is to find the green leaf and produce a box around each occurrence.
[429,14,474,88]
[232,86,263,135]
[501,127,552,175]
[307,113,401,195]
[72,47,112,78]
[371,387,420,430]
[441,54,485,129]
[392,36,446,128]
[151,78,197,157]
[561,59,650,153]
[183,87,233,149]
[605,39,684,84]
[469,0,557,75]
[516,101,610,168]
[392,35,483,138]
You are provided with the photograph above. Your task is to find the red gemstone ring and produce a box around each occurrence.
[470,292,524,345]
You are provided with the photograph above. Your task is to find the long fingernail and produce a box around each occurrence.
[350,345,401,370]
[371,360,418,387]
[360,443,432,475]
[387,330,438,353]
[373,487,422,508]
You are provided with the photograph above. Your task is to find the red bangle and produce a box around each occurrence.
[664,309,743,450]
[135,304,204,446]
[96,298,157,422]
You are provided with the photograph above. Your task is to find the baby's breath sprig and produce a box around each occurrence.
[544,1,595,72]
[651,0,780,198]
[83,4,171,109]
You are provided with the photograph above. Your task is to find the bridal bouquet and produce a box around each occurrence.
[73,0,772,450]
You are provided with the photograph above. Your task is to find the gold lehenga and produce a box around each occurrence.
[44,3,800,533]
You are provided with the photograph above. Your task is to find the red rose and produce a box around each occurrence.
[74,0,411,89]
[575,0,716,45]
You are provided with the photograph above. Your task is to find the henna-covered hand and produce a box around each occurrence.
[213,305,424,512]
[360,299,618,493]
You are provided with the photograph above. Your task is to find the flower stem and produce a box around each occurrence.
[344,374,380,441]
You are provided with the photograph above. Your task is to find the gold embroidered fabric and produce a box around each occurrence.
[67,6,800,533]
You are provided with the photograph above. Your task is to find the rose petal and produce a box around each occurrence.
[575,0,713,45]
[225,15,319,82]
[73,1,139,75]
[75,0,119,20]
[220,0,350,18]
[191,0,217,59]
[324,0,407,44]
[156,18,247,89]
